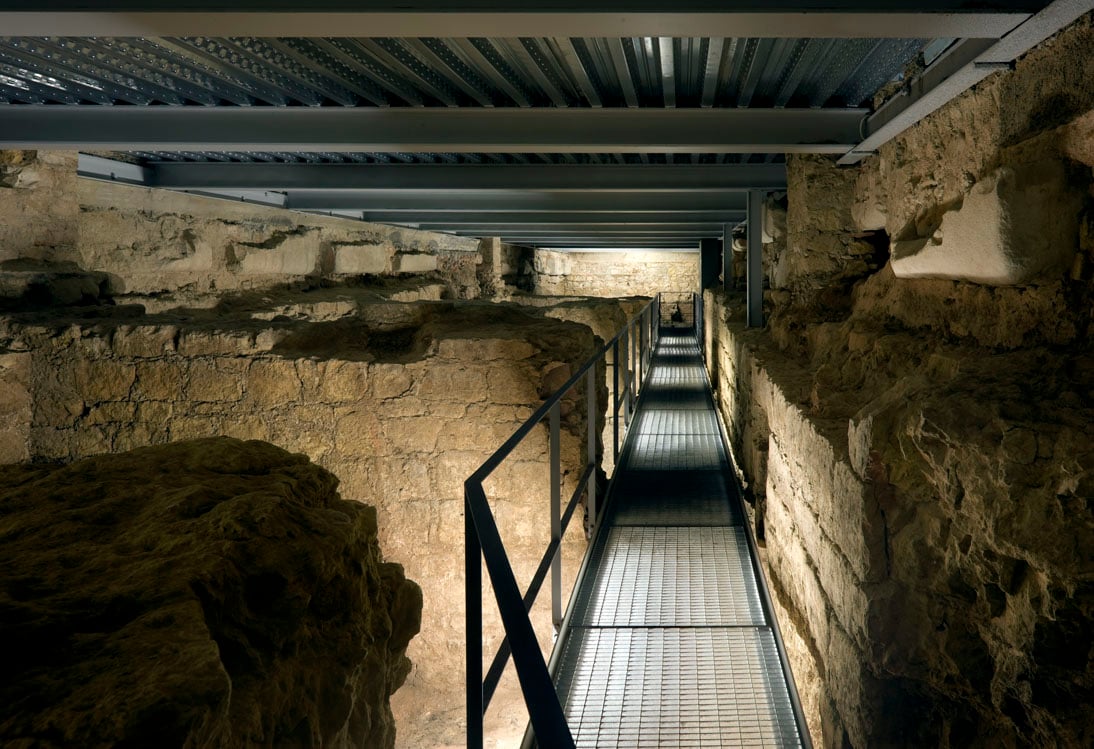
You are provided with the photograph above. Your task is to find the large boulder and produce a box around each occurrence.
[0,437,421,748]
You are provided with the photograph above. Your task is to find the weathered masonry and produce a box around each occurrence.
[0,3,1092,749]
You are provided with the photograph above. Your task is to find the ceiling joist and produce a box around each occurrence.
[0,2,1039,39]
[2,108,864,153]
[146,163,787,192]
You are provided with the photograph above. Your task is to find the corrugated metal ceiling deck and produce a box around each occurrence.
[0,1,1077,248]
[0,36,924,111]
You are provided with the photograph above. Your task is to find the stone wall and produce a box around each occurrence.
[78,179,483,303]
[707,14,1094,749]
[0,289,632,748]
[1,152,494,310]
[533,249,698,297]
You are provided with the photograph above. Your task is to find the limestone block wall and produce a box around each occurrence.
[707,291,1093,748]
[532,249,698,297]
[78,179,483,302]
[0,296,617,748]
[1,151,496,310]
[706,14,1094,749]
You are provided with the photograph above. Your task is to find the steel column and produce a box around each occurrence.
[699,237,720,290]
[747,191,764,328]
[722,222,735,292]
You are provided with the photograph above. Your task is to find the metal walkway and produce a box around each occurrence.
[549,330,805,748]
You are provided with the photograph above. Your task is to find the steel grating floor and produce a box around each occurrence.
[551,329,803,748]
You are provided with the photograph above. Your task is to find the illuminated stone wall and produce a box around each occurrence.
[706,14,1094,748]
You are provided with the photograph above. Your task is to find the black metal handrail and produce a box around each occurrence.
[464,295,660,748]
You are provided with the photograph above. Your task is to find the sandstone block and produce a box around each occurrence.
[393,254,437,274]
[371,363,413,400]
[434,337,536,362]
[382,415,444,453]
[134,360,186,401]
[317,360,371,402]
[112,325,180,357]
[74,359,136,403]
[245,359,301,407]
[1062,109,1094,167]
[416,363,490,402]
[187,359,245,402]
[333,244,389,274]
[891,161,1082,284]
[486,366,539,405]
[335,408,385,456]
[236,234,320,275]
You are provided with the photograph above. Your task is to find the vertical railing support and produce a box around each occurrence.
[465,500,484,749]
[628,321,637,415]
[612,338,620,464]
[625,323,634,428]
[585,368,597,536]
[549,401,562,630]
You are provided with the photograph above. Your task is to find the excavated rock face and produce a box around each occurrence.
[708,15,1094,749]
[0,288,627,748]
[0,437,422,748]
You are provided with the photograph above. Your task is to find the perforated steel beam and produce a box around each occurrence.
[150,163,787,192]
[0,2,1038,38]
[0,107,866,153]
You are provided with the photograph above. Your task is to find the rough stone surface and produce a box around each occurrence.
[858,12,1094,250]
[705,15,1094,749]
[0,151,79,266]
[890,160,1082,284]
[0,437,421,749]
[76,180,482,302]
[708,291,1094,749]
[532,249,698,297]
[777,155,885,302]
[0,290,631,748]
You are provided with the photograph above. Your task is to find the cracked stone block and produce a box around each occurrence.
[891,161,1082,285]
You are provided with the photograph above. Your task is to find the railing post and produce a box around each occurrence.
[612,338,620,464]
[625,328,634,432]
[628,321,636,416]
[549,401,562,630]
[586,368,597,536]
[465,494,484,749]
